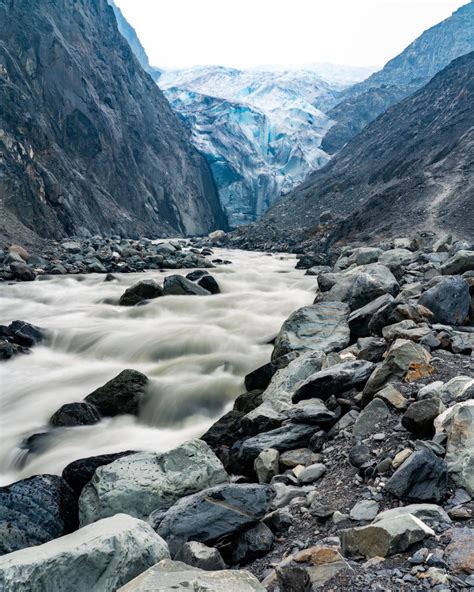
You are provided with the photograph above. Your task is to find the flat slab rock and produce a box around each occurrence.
[79,440,228,525]
[118,559,265,591]
[0,514,169,592]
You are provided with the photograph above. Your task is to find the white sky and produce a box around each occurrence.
[114,0,469,70]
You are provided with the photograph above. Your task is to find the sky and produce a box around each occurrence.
[114,0,469,70]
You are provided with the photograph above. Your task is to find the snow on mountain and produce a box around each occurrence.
[159,66,355,226]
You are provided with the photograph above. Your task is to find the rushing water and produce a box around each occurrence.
[0,248,316,485]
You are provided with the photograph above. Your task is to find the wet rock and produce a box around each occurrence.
[348,294,395,339]
[198,274,220,294]
[7,320,43,348]
[84,369,149,417]
[350,500,379,521]
[186,269,209,282]
[10,262,36,281]
[158,484,274,555]
[79,440,228,525]
[163,274,210,296]
[244,363,274,392]
[0,515,170,592]
[0,475,78,555]
[341,514,434,558]
[374,504,451,524]
[353,398,390,438]
[175,541,226,571]
[118,559,265,591]
[444,527,474,574]
[272,302,350,363]
[62,451,136,497]
[231,523,274,565]
[402,398,445,438]
[440,250,474,275]
[49,402,101,428]
[254,449,280,484]
[118,280,163,306]
[419,276,470,325]
[385,448,448,502]
[293,360,374,403]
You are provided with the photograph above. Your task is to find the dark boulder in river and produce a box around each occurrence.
[118,280,163,307]
[85,369,149,417]
[49,402,101,428]
[163,275,210,296]
[197,274,220,294]
[0,475,77,555]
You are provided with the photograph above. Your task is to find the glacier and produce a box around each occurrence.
[159,66,370,226]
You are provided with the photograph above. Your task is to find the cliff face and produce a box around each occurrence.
[321,1,474,154]
[0,0,227,246]
[248,53,474,245]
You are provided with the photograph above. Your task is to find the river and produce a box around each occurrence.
[0,248,316,485]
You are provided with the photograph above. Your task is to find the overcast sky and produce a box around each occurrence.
[114,0,468,70]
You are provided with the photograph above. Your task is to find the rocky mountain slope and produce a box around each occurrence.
[321,1,474,154]
[0,0,227,247]
[159,67,366,225]
[233,52,473,250]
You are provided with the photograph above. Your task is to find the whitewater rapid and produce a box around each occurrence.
[0,249,317,485]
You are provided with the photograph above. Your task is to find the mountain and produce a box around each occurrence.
[159,67,359,225]
[0,0,227,246]
[108,0,162,81]
[239,52,474,247]
[321,1,474,154]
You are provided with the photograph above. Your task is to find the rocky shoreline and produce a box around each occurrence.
[0,233,473,591]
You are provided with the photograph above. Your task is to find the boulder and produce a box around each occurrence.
[7,320,43,347]
[374,504,451,525]
[321,264,399,311]
[84,369,149,417]
[293,360,374,403]
[254,449,280,484]
[340,514,434,558]
[62,451,136,497]
[49,402,101,427]
[378,248,415,269]
[186,270,209,282]
[271,302,350,363]
[163,275,210,296]
[0,514,169,592]
[118,280,163,306]
[158,484,274,555]
[440,250,474,275]
[231,523,274,565]
[348,294,395,339]
[348,443,371,468]
[0,475,77,555]
[402,399,445,438]
[385,447,448,503]
[374,384,408,409]
[444,528,474,574]
[434,401,474,495]
[175,541,226,571]
[352,398,390,438]
[287,399,336,425]
[298,463,327,484]
[346,247,383,266]
[79,440,228,525]
[419,276,470,325]
[198,274,220,294]
[280,448,320,469]
[244,363,274,392]
[118,559,265,591]
[362,339,433,404]
[9,244,29,261]
[10,262,36,281]
[350,500,379,521]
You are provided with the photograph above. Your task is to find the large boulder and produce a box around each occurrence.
[419,276,470,325]
[85,370,149,417]
[49,402,101,428]
[320,264,399,311]
[440,250,474,275]
[384,447,448,503]
[231,523,274,564]
[444,528,474,575]
[118,280,163,306]
[0,475,77,556]
[10,262,36,281]
[158,484,274,555]
[271,302,350,363]
[378,248,415,269]
[163,275,210,296]
[348,294,395,339]
[402,398,445,438]
[175,541,226,571]
[197,274,220,294]
[434,401,474,495]
[79,440,228,525]
[293,360,375,403]
[340,514,434,558]
[118,559,265,591]
[352,398,390,438]
[0,514,169,592]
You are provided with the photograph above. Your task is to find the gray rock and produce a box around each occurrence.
[85,369,149,417]
[118,559,265,591]
[293,360,374,403]
[419,276,470,325]
[49,402,101,427]
[378,248,415,269]
[10,262,36,281]
[0,475,77,556]
[298,463,327,484]
[374,504,451,525]
[271,302,350,363]
[254,449,280,484]
[231,523,274,565]
[350,500,379,521]
[440,250,474,275]
[158,484,274,555]
[353,398,390,438]
[163,275,210,296]
[175,541,226,571]
[198,274,220,294]
[402,398,445,438]
[287,399,336,425]
[349,294,395,339]
[349,443,371,468]
[279,448,320,469]
[341,514,434,558]
[385,448,448,502]
[0,514,170,592]
[119,280,163,306]
[79,440,228,525]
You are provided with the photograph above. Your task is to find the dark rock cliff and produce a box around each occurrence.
[240,53,474,247]
[322,1,474,154]
[0,0,227,246]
